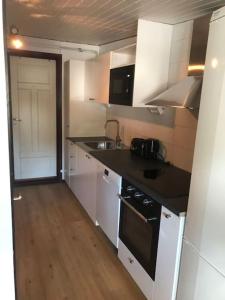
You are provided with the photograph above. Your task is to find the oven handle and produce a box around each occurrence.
[118,195,158,223]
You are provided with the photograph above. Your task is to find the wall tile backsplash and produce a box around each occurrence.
[106,107,197,173]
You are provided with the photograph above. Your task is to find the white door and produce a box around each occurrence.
[10,56,57,180]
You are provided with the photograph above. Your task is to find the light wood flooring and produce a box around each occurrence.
[13,182,145,300]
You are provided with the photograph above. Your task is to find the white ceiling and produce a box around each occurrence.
[6,0,225,46]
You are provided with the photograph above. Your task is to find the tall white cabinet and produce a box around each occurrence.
[64,59,106,138]
[177,7,225,300]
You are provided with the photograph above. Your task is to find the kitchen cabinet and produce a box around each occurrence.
[65,59,106,138]
[72,146,98,224]
[96,163,121,247]
[153,207,185,300]
[65,141,78,188]
[85,53,111,104]
[118,239,154,300]
[85,47,136,104]
[84,59,98,102]
[132,20,173,107]
[176,239,225,300]
[96,53,111,104]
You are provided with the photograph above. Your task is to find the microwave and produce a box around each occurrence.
[109,65,135,106]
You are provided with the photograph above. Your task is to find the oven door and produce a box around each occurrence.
[119,197,160,280]
[109,65,134,106]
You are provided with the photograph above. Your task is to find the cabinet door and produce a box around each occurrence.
[64,140,70,186]
[96,164,121,247]
[133,20,172,107]
[154,207,185,300]
[72,147,97,224]
[83,153,98,223]
[85,59,98,101]
[96,53,110,104]
[184,15,225,275]
[177,239,225,300]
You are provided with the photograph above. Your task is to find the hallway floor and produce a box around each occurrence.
[13,183,145,300]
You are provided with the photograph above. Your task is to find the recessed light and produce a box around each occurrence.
[31,13,52,19]
[11,38,23,49]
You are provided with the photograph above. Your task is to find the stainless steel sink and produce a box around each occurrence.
[85,141,117,150]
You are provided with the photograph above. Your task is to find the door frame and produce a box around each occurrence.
[8,49,62,184]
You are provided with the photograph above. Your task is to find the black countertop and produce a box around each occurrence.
[90,150,191,216]
[67,136,111,143]
[67,137,191,216]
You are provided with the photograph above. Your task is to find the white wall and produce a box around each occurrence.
[0,4,15,299]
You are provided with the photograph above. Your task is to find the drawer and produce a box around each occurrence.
[69,142,77,156]
[118,240,154,300]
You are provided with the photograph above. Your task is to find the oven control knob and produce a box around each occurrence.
[127,185,136,192]
[143,198,153,206]
[134,192,144,198]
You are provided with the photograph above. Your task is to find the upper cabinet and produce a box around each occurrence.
[65,59,106,137]
[84,19,173,107]
[133,20,173,107]
[96,53,111,104]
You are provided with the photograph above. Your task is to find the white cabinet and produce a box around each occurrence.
[72,146,98,224]
[153,207,185,300]
[85,53,111,104]
[183,10,225,276]
[65,59,106,137]
[84,59,98,102]
[118,239,154,300]
[64,60,86,137]
[65,141,78,188]
[96,53,111,104]
[177,239,225,300]
[133,20,173,107]
[96,164,121,247]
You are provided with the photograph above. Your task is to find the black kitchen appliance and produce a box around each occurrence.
[130,138,160,160]
[119,179,161,280]
[109,65,135,106]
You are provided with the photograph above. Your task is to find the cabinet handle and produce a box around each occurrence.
[70,168,74,171]
[162,212,171,219]
[89,98,95,101]
[128,257,134,264]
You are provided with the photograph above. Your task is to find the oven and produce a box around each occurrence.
[119,179,161,280]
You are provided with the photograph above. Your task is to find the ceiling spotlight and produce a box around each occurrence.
[11,38,23,49]
[9,25,23,49]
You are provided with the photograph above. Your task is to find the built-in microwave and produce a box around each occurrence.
[109,65,135,106]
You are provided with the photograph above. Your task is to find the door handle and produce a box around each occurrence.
[13,194,22,201]
[13,118,22,122]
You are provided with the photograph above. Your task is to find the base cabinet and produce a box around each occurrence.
[154,208,185,300]
[70,146,98,224]
[65,141,78,188]
[118,240,154,300]
[118,207,185,300]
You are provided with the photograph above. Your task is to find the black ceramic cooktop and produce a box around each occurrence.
[90,149,191,215]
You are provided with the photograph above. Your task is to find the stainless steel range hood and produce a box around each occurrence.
[146,14,211,109]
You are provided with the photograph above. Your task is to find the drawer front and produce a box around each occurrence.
[118,240,154,300]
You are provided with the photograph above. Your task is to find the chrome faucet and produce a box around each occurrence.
[104,119,122,148]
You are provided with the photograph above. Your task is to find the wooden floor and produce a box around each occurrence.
[13,183,145,300]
